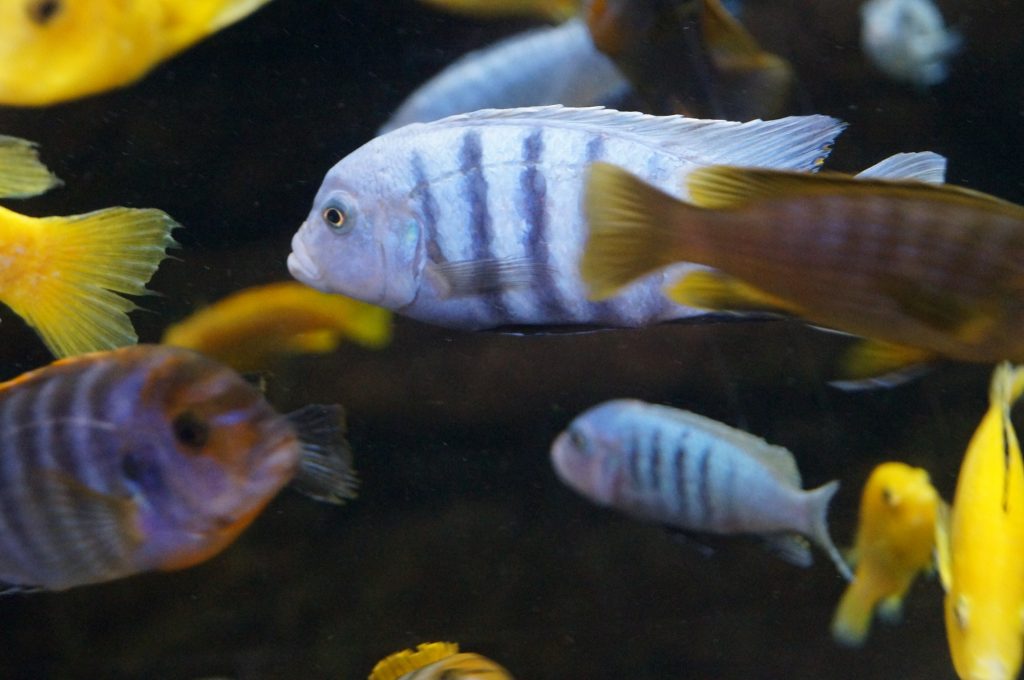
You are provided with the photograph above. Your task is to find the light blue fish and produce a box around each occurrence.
[551,398,852,578]
[289,105,851,331]
[380,19,628,134]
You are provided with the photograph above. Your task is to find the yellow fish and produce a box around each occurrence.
[831,462,941,647]
[0,0,274,106]
[0,138,178,358]
[161,281,391,372]
[369,641,514,680]
[582,162,1024,383]
[935,363,1024,680]
[417,0,580,22]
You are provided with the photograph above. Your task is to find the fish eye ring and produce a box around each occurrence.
[568,427,589,453]
[321,204,350,232]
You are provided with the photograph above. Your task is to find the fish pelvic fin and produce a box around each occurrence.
[805,479,853,581]
[287,404,359,504]
[663,269,803,314]
[0,136,62,199]
[933,499,952,592]
[831,575,883,647]
[369,642,460,680]
[582,162,707,300]
[832,339,936,389]
[0,207,179,358]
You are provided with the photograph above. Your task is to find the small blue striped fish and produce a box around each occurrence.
[551,398,852,578]
[0,344,356,592]
[288,105,846,331]
[379,19,628,134]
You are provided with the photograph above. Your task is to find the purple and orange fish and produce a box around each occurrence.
[0,344,357,592]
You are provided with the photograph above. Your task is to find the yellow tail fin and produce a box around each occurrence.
[831,577,882,647]
[582,162,699,300]
[0,136,61,199]
[369,642,459,680]
[0,206,178,357]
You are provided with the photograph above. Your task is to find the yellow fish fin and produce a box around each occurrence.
[1,207,179,358]
[876,594,905,623]
[831,577,878,647]
[990,361,1024,410]
[686,166,874,208]
[283,329,342,354]
[933,499,951,592]
[336,303,392,349]
[582,162,700,300]
[369,642,460,680]
[206,0,276,33]
[838,339,935,383]
[663,269,803,314]
[702,0,773,66]
[0,136,61,199]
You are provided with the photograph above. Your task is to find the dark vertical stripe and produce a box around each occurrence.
[626,428,642,486]
[29,375,69,577]
[519,127,568,319]
[584,133,605,164]
[411,152,445,264]
[673,435,688,519]
[0,384,48,582]
[697,443,714,524]
[460,130,492,262]
[648,427,662,493]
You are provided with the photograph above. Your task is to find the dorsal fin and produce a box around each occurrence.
[854,152,947,183]
[369,642,460,680]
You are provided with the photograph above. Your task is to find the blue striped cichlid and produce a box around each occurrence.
[0,344,357,592]
[289,105,845,331]
[550,398,852,579]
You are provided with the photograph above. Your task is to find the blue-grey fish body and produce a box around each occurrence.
[289,105,845,331]
[551,398,851,578]
[380,19,628,134]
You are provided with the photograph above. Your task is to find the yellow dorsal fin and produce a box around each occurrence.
[0,136,61,199]
[990,361,1024,408]
[701,0,765,61]
[369,642,460,680]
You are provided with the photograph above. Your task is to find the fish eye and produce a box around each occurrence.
[321,203,351,232]
[881,486,897,506]
[172,411,210,450]
[568,427,589,453]
[26,0,61,24]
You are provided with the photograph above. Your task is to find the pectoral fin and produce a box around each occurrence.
[664,269,803,315]
[933,499,951,592]
[760,533,814,568]
[427,258,553,298]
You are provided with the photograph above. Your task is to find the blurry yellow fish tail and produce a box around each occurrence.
[369,641,460,680]
[990,361,1024,410]
[582,162,710,300]
[0,207,178,357]
[0,136,61,198]
[831,573,889,647]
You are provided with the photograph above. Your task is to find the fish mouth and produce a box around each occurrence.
[288,226,322,284]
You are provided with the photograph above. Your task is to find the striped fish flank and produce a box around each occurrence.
[288,105,847,331]
[551,399,852,579]
[379,19,627,134]
[0,345,356,592]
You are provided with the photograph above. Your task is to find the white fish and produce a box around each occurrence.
[551,399,852,578]
[380,19,628,134]
[289,105,846,331]
[860,0,961,86]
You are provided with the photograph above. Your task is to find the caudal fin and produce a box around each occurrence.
[1,206,178,358]
[0,136,61,198]
[582,162,708,300]
[804,480,853,581]
[831,577,882,647]
[287,404,359,504]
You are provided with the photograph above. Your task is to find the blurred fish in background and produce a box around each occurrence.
[379,19,628,134]
[417,0,581,22]
[585,0,797,119]
[289,105,843,332]
[936,362,1024,680]
[860,0,961,87]
[0,0,276,106]
[551,399,852,578]
[831,462,941,647]
[0,137,178,358]
[582,159,1024,385]
[369,641,514,680]
[162,281,391,373]
[0,344,357,592]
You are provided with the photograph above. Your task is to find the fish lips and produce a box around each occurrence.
[288,224,323,284]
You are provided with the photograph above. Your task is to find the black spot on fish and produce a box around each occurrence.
[26,0,61,24]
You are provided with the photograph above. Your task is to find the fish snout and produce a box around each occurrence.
[288,224,323,284]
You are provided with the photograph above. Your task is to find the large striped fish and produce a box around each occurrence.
[550,398,852,579]
[288,105,846,331]
[0,345,357,592]
[379,19,628,134]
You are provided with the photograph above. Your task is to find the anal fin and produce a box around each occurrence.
[665,269,803,315]
[830,339,935,390]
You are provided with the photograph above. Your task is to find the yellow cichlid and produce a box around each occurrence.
[417,0,581,22]
[935,363,1024,680]
[162,281,391,372]
[369,641,515,680]
[0,137,178,358]
[582,162,1024,383]
[0,0,274,106]
[831,461,941,647]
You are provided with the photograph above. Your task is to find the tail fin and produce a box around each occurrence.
[831,577,881,647]
[582,162,707,300]
[287,404,358,504]
[0,136,61,198]
[805,480,853,580]
[0,206,178,358]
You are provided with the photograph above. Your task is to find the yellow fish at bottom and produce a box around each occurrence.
[936,362,1024,680]
[831,461,941,646]
[369,641,514,680]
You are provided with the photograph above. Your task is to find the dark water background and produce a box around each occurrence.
[0,0,1021,677]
